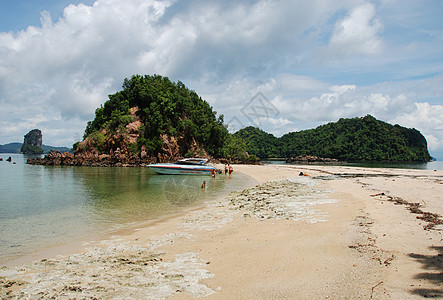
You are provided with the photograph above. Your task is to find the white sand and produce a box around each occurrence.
[1,164,442,299]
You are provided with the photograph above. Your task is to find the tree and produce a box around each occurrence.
[80,74,230,158]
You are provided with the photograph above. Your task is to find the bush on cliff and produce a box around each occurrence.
[21,129,44,154]
[80,74,229,159]
[236,115,431,162]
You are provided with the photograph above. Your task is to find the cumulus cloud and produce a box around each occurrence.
[329,2,383,55]
[214,73,443,158]
[0,0,442,157]
[392,102,443,153]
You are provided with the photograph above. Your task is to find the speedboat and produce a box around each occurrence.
[148,158,217,175]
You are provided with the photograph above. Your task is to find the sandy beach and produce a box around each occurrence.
[1,164,442,299]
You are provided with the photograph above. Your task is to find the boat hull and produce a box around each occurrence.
[148,164,216,175]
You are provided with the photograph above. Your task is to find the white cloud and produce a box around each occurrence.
[391,102,443,153]
[276,73,328,92]
[330,84,356,94]
[214,74,442,157]
[0,0,442,158]
[329,2,383,55]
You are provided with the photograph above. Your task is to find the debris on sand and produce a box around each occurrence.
[0,238,214,299]
[370,194,443,230]
[227,178,336,223]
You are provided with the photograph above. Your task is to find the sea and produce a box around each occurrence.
[263,159,443,170]
[2,154,442,265]
[0,153,257,265]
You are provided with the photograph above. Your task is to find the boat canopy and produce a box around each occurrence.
[174,158,208,165]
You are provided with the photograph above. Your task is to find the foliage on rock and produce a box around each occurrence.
[21,129,44,154]
[77,75,229,161]
[236,115,431,162]
[73,74,431,163]
[233,127,280,159]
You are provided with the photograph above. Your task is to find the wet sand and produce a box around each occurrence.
[1,164,442,299]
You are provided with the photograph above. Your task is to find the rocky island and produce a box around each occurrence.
[235,115,432,162]
[27,74,431,166]
[28,75,233,166]
[21,129,44,154]
[286,154,340,164]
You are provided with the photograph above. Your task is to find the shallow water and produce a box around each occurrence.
[0,154,255,263]
[263,159,443,170]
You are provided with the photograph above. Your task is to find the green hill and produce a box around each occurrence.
[76,74,229,160]
[236,115,431,162]
[72,74,431,163]
[41,145,71,154]
[0,143,71,154]
[0,143,23,153]
[233,127,280,158]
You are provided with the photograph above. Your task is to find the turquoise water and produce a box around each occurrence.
[0,154,256,263]
[263,159,443,170]
[348,161,443,170]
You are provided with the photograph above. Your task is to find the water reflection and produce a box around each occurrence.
[263,159,443,170]
[0,154,255,262]
[70,167,229,224]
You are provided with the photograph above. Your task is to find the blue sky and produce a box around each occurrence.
[0,0,95,32]
[0,0,442,159]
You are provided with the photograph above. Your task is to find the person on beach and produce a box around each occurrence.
[201,181,206,189]
[211,169,216,178]
[224,164,228,175]
[228,164,233,175]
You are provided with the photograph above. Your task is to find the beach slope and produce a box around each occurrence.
[1,165,442,299]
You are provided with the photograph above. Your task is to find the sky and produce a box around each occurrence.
[0,0,442,159]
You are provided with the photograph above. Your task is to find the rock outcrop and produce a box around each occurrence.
[21,129,44,154]
[26,149,158,167]
[26,75,234,166]
[27,103,219,166]
[286,154,340,164]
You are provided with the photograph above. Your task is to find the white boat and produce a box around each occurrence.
[148,158,217,175]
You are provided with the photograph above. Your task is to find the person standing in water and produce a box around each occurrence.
[228,164,233,176]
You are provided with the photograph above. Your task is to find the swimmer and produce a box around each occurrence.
[228,164,233,175]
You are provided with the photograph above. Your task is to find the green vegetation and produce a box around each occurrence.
[0,143,22,153]
[20,144,44,154]
[21,129,44,154]
[0,143,71,154]
[236,115,431,162]
[221,135,248,160]
[79,74,431,162]
[82,74,229,158]
[233,127,280,158]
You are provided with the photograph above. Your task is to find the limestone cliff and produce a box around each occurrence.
[21,129,44,154]
[26,74,233,166]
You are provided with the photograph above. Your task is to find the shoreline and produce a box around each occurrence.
[0,169,258,268]
[1,165,442,298]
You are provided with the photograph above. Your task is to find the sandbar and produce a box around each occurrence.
[1,164,442,299]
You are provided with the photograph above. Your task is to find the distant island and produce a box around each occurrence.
[20,129,44,154]
[1,129,71,154]
[27,74,431,166]
[0,143,71,154]
[235,115,431,162]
